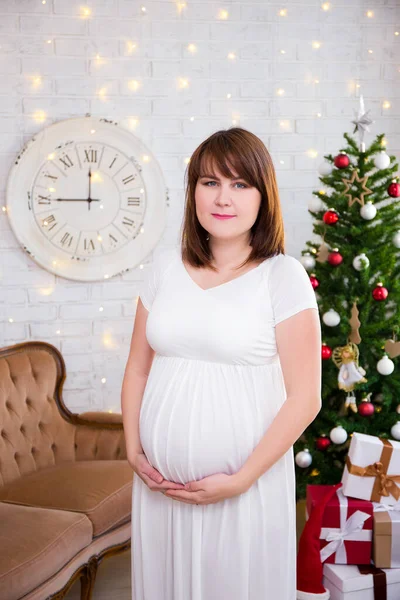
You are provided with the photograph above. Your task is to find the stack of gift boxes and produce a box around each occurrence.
[304,431,400,600]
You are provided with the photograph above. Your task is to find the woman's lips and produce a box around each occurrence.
[212,214,236,220]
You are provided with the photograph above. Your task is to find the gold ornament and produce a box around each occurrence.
[384,334,400,358]
[310,469,320,477]
[332,341,367,392]
[342,170,373,207]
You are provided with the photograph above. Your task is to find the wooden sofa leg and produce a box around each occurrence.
[80,557,98,600]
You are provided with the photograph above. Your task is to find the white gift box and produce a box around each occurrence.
[341,432,400,506]
[323,562,400,600]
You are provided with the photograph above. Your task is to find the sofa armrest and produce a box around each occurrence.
[74,411,127,461]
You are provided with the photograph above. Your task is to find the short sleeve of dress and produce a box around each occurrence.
[139,247,177,311]
[268,253,319,325]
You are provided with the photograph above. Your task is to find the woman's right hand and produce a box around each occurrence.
[131,452,186,492]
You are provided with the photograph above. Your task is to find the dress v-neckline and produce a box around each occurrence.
[179,255,269,292]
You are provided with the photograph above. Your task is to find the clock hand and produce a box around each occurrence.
[88,167,92,212]
[55,198,100,202]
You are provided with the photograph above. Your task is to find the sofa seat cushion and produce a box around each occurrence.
[0,502,92,600]
[0,460,133,537]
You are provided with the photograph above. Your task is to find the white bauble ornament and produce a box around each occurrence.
[393,231,400,249]
[391,422,400,441]
[353,253,370,271]
[318,161,333,176]
[330,425,348,445]
[308,195,325,212]
[295,449,312,468]
[322,309,341,327]
[377,354,395,376]
[360,201,377,221]
[301,253,316,270]
[373,151,391,170]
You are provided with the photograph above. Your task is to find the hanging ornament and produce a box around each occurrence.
[377,354,395,376]
[322,309,340,327]
[351,94,375,152]
[396,404,400,415]
[393,231,400,249]
[308,195,325,212]
[374,151,391,169]
[348,300,362,345]
[332,341,368,392]
[342,392,358,415]
[300,252,316,270]
[328,248,343,266]
[342,170,373,207]
[316,237,330,263]
[334,152,350,169]
[330,425,348,445]
[384,335,400,359]
[309,274,319,289]
[388,179,400,198]
[316,435,331,451]
[358,394,375,417]
[318,161,333,176]
[323,208,339,225]
[295,449,312,468]
[391,422,400,441]
[353,253,370,271]
[372,282,388,301]
[322,343,332,360]
[360,201,377,220]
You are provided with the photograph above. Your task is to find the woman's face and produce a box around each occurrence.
[194,165,262,242]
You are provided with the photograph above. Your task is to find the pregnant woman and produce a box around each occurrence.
[121,126,322,600]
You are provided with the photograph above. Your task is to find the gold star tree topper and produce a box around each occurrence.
[342,170,373,207]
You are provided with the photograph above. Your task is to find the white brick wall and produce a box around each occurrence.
[0,0,399,412]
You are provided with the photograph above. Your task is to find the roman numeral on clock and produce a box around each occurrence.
[84,149,98,163]
[122,216,134,228]
[60,232,73,247]
[122,174,135,185]
[59,154,74,169]
[42,214,57,231]
[38,194,51,204]
[127,197,140,206]
[84,238,96,251]
[109,233,118,244]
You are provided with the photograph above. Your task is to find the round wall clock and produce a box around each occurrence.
[6,115,168,281]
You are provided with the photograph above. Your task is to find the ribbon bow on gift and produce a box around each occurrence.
[345,437,400,503]
[320,509,372,563]
[373,500,400,513]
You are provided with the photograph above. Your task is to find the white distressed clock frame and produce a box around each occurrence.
[6,115,168,281]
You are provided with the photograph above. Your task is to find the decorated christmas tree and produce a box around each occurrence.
[294,96,400,501]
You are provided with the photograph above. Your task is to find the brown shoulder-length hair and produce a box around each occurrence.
[180,126,285,272]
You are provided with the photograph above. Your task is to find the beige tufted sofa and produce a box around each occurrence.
[0,341,133,600]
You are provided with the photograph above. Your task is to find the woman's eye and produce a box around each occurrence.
[203,181,247,188]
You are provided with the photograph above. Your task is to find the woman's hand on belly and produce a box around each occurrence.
[131,453,186,492]
[162,472,246,505]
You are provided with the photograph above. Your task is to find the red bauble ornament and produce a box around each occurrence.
[322,344,332,360]
[309,274,319,289]
[316,436,331,451]
[372,282,388,301]
[328,248,343,266]
[358,400,375,417]
[334,152,350,169]
[388,181,400,198]
[323,208,339,225]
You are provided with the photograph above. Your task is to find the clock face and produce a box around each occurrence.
[6,117,167,281]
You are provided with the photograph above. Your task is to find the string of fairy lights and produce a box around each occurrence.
[2,2,398,411]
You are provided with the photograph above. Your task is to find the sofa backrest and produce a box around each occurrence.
[0,342,76,488]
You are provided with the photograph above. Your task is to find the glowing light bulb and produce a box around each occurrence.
[218,9,229,19]
[226,93,232,98]
[276,88,285,95]
[279,8,287,16]
[227,52,236,59]
[321,2,331,10]
[101,378,106,384]
[8,318,14,323]
[99,306,104,312]
[312,41,321,49]
[48,153,55,160]
[142,155,150,162]
[91,129,96,134]
[366,10,374,18]
[383,101,391,109]
[187,43,197,53]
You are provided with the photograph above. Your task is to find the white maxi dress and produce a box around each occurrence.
[131,245,319,600]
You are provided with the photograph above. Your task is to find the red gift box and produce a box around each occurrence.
[306,483,373,565]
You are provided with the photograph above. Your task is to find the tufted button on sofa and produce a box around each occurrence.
[0,341,132,600]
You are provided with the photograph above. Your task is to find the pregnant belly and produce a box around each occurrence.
[138,356,280,484]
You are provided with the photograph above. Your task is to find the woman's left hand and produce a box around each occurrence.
[162,472,248,505]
